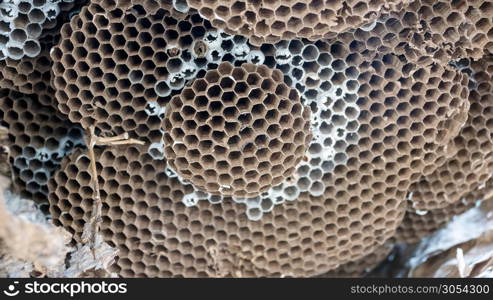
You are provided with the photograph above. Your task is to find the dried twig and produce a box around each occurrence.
[94,132,145,146]
[81,126,102,259]
[82,126,144,258]
[0,126,10,178]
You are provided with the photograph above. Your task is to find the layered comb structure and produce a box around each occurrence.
[0,0,488,278]
[46,30,472,276]
[0,89,84,205]
[402,0,493,61]
[410,56,493,211]
[340,0,493,64]
[49,146,402,277]
[51,1,266,144]
[175,36,469,218]
[163,62,312,198]
[0,1,87,106]
[396,199,475,243]
[0,38,53,101]
[51,2,189,143]
[0,0,77,60]
[186,0,409,46]
[396,176,493,243]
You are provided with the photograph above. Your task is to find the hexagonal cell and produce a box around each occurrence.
[51,2,220,145]
[0,39,55,106]
[164,62,312,198]
[396,195,476,244]
[0,89,85,204]
[319,243,393,278]
[409,56,493,210]
[0,0,81,60]
[33,0,492,280]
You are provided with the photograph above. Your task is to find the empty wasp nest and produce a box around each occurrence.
[51,2,217,143]
[396,197,475,244]
[0,0,79,59]
[49,145,402,277]
[0,89,84,205]
[0,38,54,103]
[186,0,408,46]
[1,0,490,279]
[46,36,472,277]
[48,145,191,276]
[409,56,493,211]
[343,0,493,64]
[0,1,87,105]
[163,62,311,198]
[402,0,493,61]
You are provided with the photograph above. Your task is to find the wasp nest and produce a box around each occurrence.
[51,2,266,145]
[186,0,409,46]
[0,1,88,107]
[46,37,471,277]
[3,0,489,278]
[403,0,493,61]
[320,243,393,277]
[174,36,469,220]
[0,38,54,103]
[51,2,202,142]
[49,145,400,277]
[398,175,493,244]
[0,0,79,60]
[396,200,475,244]
[345,0,493,64]
[164,62,311,198]
[399,155,493,244]
[0,89,84,205]
[409,56,493,211]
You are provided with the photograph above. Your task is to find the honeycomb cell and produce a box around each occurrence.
[163,62,312,198]
[320,243,393,277]
[0,0,83,60]
[0,38,54,105]
[50,146,399,277]
[51,2,267,145]
[0,88,85,205]
[396,199,475,244]
[186,0,408,46]
[42,0,479,278]
[410,55,493,210]
[347,0,493,63]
